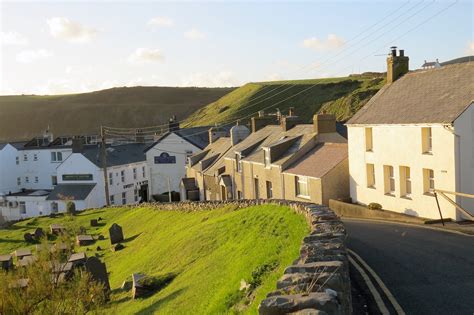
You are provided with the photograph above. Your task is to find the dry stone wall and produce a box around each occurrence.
[145,199,352,315]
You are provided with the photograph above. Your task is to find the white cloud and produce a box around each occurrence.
[466,41,474,55]
[148,16,174,27]
[128,48,164,64]
[16,49,53,63]
[184,28,206,40]
[180,71,241,87]
[302,34,345,52]
[47,17,97,43]
[0,31,28,46]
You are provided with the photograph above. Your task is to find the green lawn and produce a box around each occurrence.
[0,204,308,314]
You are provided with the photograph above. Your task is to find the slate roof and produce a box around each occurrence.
[348,63,474,125]
[82,143,147,167]
[145,126,212,152]
[181,178,198,191]
[284,143,348,178]
[194,137,233,176]
[46,184,96,201]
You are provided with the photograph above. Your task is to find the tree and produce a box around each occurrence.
[66,201,76,216]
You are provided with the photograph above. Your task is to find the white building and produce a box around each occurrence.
[347,50,474,220]
[144,126,215,201]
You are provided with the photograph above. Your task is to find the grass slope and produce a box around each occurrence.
[184,74,384,127]
[0,204,308,314]
[0,86,234,142]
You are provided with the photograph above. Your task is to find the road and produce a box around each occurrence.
[344,219,474,315]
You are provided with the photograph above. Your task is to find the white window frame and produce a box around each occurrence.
[366,164,375,188]
[122,192,127,205]
[384,165,395,195]
[423,168,435,194]
[121,170,125,183]
[109,172,113,185]
[365,127,373,152]
[422,127,433,154]
[133,168,137,180]
[296,176,310,198]
[266,181,273,199]
[19,201,26,214]
[51,175,58,186]
[110,195,115,205]
[51,151,63,162]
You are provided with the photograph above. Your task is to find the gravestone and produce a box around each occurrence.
[76,235,94,246]
[109,224,124,245]
[23,233,34,243]
[33,228,45,240]
[0,254,13,271]
[50,224,65,235]
[85,257,110,292]
[90,219,98,227]
[68,252,87,267]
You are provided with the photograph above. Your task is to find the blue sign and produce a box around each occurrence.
[154,152,176,164]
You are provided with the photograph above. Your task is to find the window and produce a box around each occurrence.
[134,189,139,202]
[422,127,433,153]
[51,202,58,213]
[51,152,63,162]
[110,195,115,205]
[384,165,395,195]
[133,168,137,180]
[121,170,125,183]
[365,127,373,151]
[19,202,26,214]
[109,172,113,185]
[25,176,29,184]
[366,164,375,188]
[51,176,58,186]
[399,166,412,197]
[264,148,271,168]
[185,150,193,164]
[122,192,126,205]
[266,181,273,199]
[142,166,146,178]
[23,154,28,161]
[235,154,242,173]
[423,169,435,194]
[237,191,243,200]
[254,178,259,199]
[296,176,309,198]
[33,154,38,161]
[34,176,39,183]
[17,177,21,186]
[15,156,19,165]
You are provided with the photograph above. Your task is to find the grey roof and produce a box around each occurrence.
[82,143,147,167]
[145,127,212,152]
[348,63,474,125]
[441,55,474,66]
[0,141,27,151]
[190,137,233,175]
[46,184,96,201]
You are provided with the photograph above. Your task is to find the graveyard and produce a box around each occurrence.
[0,203,308,314]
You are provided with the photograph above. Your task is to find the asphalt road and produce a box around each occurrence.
[343,219,474,315]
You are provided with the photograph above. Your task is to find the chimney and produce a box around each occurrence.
[251,113,278,133]
[72,138,85,153]
[135,129,145,144]
[168,115,180,132]
[386,47,409,84]
[281,116,300,131]
[288,107,295,117]
[208,126,228,144]
[313,114,336,134]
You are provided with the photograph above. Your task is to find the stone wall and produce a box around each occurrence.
[144,199,352,315]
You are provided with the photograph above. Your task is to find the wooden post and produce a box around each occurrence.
[434,192,445,226]
[167,177,172,203]
[101,126,110,206]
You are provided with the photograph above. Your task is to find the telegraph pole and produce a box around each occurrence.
[101,126,110,206]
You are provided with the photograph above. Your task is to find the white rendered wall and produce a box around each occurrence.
[0,144,20,195]
[146,133,201,197]
[348,124,457,219]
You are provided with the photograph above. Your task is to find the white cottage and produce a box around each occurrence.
[347,50,474,220]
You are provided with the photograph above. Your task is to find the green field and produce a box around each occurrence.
[0,86,234,142]
[0,204,308,314]
[184,75,384,127]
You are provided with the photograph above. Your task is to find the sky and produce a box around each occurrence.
[0,0,473,95]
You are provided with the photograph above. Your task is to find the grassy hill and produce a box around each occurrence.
[183,74,384,127]
[0,86,234,142]
[0,204,308,314]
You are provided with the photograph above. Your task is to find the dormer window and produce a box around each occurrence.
[264,148,271,168]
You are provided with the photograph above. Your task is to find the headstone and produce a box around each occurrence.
[85,257,110,292]
[108,223,124,245]
[23,233,34,243]
[0,254,13,271]
[68,252,87,266]
[14,248,32,260]
[90,219,98,227]
[33,228,45,240]
[76,235,94,246]
[17,255,36,268]
[132,273,148,299]
[50,224,65,235]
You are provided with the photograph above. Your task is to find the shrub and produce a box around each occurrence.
[66,201,76,215]
[368,202,382,210]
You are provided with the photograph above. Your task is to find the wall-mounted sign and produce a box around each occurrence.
[154,152,176,164]
[62,174,93,181]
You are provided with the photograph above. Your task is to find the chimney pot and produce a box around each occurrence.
[399,49,404,57]
[288,107,295,117]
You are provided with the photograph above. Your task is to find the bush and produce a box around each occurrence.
[368,202,382,210]
[66,201,76,215]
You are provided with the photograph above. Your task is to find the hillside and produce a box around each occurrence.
[0,86,234,142]
[183,74,385,127]
[0,204,308,314]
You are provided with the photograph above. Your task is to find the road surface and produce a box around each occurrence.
[344,219,474,315]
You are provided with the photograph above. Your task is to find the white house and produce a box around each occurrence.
[347,49,474,220]
[144,126,214,200]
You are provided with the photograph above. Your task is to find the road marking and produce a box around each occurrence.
[348,255,390,315]
[348,248,406,315]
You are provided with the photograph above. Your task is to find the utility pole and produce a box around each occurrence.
[101,126,110,206]
[167,177,172,203]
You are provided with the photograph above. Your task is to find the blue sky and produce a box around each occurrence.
[1,0,472,95]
